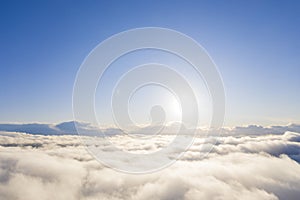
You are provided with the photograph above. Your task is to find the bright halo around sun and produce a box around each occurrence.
[127,84,182,127]
[166,96,182,123]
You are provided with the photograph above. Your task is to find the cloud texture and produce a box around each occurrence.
[0,127,300,200]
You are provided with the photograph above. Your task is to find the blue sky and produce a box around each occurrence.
[0,0,299,126]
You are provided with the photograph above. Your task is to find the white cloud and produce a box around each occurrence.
[0,128,300,200]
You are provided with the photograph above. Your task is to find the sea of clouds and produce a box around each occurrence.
[0,123,300,200]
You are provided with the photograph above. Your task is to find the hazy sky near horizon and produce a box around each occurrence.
[0,0,299,126]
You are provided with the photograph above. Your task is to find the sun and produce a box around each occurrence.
[166,96,182,123]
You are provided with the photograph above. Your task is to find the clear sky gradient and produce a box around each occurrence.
[0,0,299,126]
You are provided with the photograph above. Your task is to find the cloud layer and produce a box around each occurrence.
[0,126,300,200]
[1,121,300,136]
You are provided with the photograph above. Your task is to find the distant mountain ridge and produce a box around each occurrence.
[0,121,123,136]
[0,121,300,136]
[0,121,82,135]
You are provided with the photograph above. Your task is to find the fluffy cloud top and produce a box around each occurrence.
[0,126,300,200]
